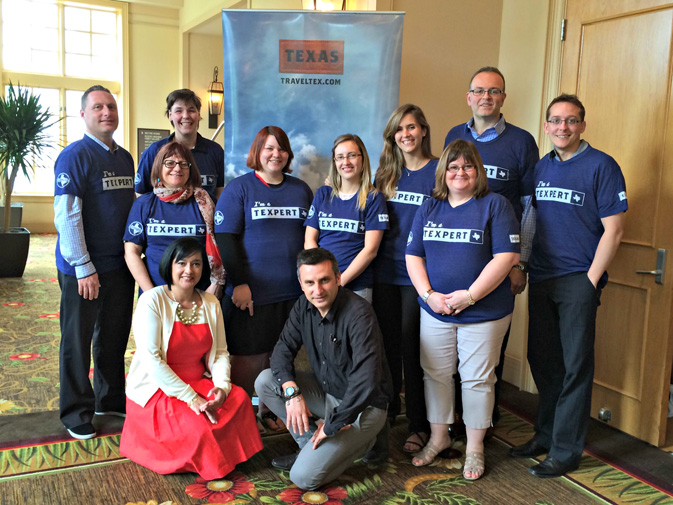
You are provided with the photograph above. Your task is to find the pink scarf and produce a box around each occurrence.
[154,184,226,286]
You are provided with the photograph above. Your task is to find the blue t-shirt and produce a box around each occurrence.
[406,192,520,323]
[529,144,628,284]
[123,193,206,287]
[134,133,224,202]
[305,186,389,291]
[374,159,437,285]
[444,122,538,221]
[54,135,135,276]
[215,172,313,305]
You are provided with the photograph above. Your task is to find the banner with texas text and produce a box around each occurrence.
[221,9,404,189]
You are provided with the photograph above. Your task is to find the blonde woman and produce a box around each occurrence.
[304,134,388,302]
[373,104,437,453]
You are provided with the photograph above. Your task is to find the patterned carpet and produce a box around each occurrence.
[2,235,673,504]
[0,234,136,416]
[2,410,672,505]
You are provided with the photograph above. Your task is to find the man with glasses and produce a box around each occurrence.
[134,89,224,202]
[443,66,539,432]
[510,94,627,478]
[54,85,135,439]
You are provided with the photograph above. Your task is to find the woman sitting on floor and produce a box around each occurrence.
[120,238,262,480]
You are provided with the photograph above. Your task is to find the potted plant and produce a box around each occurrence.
[0,83,57,277]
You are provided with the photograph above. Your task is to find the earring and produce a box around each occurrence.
[157,178,160,181]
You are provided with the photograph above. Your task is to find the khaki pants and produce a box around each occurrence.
[419,311,511,430]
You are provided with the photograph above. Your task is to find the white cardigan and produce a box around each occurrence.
[125,286,231,407]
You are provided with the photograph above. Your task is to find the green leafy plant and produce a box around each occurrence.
[0,82,58,232]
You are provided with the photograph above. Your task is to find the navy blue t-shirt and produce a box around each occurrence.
[374,159,437,285]
[134,133,224,202]
[305,186,389,291]
[444,122,538,221]
[214,172,313,306]
[54,135,135,276]
[529,144,628,284]
[406,193,520,323]
[123,193,206,287]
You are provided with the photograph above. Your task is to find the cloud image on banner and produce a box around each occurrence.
[221,9,404,190]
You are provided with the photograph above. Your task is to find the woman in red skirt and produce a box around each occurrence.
[120,238,262,480]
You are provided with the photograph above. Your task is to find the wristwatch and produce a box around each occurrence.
[283,385,301,402]
[422,289,435,303]
[466,290,476,306]
[513,263,528,273]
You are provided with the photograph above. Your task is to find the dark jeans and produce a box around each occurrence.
[528,272,602,464]
[58,267,134,428]
[372,283,429,434]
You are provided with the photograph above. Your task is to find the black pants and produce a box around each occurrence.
[528,272,601,464]
[373,283,429,434]
[58,267,134,428]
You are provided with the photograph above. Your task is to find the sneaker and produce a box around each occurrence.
[67,423,96,440]
[94,411,126,418]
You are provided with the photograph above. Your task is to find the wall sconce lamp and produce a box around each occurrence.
[302,0,346,10]
[208,66,224,129]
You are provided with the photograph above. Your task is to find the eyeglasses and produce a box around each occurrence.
[334,153,362,163]
[546,117,582,126]
[447,164,476,173]
[163,160,191,169]
[469,88,504,96]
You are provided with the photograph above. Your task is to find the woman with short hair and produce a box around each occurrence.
[121,238,262,479]
[406,139,520,480]
[214,126,313,431]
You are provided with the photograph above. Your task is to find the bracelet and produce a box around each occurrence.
[422,289,435,304]
[466,290,476,306]
[513,264,528,273]
[189,396,199,406]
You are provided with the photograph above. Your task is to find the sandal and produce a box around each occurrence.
[403,431,429,453]
[463,451,485,480]
[259,411,286,432]
[412,441,450,467]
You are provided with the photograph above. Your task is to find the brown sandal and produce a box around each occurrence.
[412,441,449,467]
[463,451,485,480]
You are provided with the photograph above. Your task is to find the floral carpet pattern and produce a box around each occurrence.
[1,411,672,505]
[0,234,136,415]
[2,236,673,504]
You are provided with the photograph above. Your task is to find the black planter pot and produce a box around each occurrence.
[0,202,23,228]
[0,227,30,277]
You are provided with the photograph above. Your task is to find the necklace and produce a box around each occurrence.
[168,289,200,324]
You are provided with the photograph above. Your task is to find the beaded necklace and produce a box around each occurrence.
[168,289,200,325]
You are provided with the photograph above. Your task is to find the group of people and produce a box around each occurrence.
[53,65,627,490]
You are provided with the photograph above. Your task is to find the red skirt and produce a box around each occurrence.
[120,382,262,480]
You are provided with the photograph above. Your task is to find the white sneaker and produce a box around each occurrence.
[66,423,96,440]
[94,411,126,418]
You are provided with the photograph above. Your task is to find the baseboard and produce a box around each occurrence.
[502,354,521,387]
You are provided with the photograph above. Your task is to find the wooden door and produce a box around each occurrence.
[560,0,673,446]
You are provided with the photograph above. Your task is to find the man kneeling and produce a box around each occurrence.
[255,248,392,490]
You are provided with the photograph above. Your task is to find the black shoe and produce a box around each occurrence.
[271,452,298,470]
[362,448,388,466]
[66,423,96,440]
[363,419,390,466]
[509,438,549,458]
[528,456,579,478]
